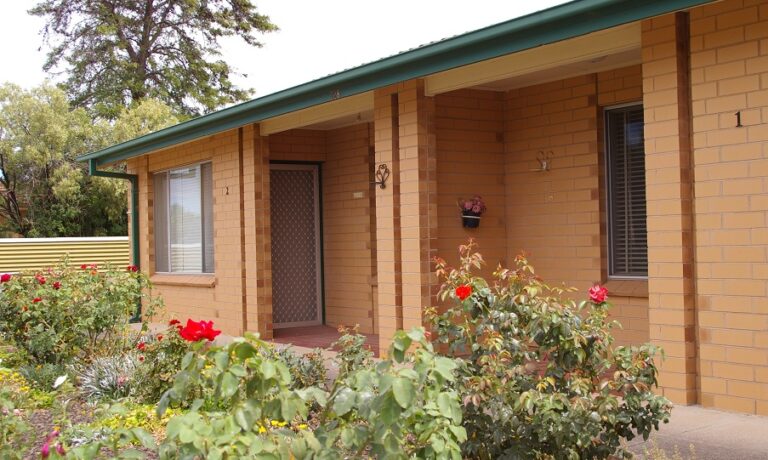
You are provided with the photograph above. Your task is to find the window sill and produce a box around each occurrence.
[150,274,217,288]
[602,279,648,298]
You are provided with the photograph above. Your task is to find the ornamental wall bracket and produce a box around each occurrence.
[371,163,391,189]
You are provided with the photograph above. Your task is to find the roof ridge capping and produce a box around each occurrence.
[80,0,714,166]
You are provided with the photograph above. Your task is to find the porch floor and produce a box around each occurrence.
[272,325,379,356]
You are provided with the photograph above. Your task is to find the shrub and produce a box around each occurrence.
[153,328,466,459]
[18,362,68,391]
[0,262,161,366]
[426,241,672,459]
[131,321,193,404]
[0,387,28,460]
[261,345,327,390]
[75,354,138,401]
[331,325,374,380]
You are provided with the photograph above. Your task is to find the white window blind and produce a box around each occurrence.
[154,163,214,273]
[606,105,647,277]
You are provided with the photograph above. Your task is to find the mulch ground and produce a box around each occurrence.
[17,400,157,459]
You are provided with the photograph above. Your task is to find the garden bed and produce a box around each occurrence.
[1,243,675,459]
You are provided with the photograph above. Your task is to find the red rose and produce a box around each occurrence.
[0,273,11,283]
[80,264,88,270]
[35,275,46,285]
[136,342,146,351]
[168,319,180,326]
[53,281,61,290]
[588,285,608,304]
[126,265,139,272]
[179,319,221,342]
[455,285,473,301]
[157,334,163,341]
[32,297,42,303]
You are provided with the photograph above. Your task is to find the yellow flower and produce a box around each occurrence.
[258,425,267,434]
[297,424,308,430]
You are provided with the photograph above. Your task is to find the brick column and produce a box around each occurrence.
[398,81,438,332]
[642,12,698,404]
[373,80,438,353]
[374,87,403,351]
[242,123,273,339]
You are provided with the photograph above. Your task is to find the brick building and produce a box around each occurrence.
[80,0,768,414]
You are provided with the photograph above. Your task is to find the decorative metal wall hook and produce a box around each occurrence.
[371,163,390,189]
[531,150,553,172]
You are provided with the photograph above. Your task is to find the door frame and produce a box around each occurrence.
[269,161,325,328]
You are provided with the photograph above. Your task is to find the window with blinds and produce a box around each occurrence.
[154,162,214,273]
[606,105,647,277]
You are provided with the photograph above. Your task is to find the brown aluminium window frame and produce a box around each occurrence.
[603,103,648,279]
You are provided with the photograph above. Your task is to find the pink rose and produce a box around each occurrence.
[588,285,608,304]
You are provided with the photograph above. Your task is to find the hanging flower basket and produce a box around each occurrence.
[462,212,482,228]
[459,196,486,229]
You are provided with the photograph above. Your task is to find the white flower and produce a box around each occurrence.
[53,375,68,389]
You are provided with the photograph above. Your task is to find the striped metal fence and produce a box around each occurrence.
[0,237,130,273]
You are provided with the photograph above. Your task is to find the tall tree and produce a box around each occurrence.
[0,83,178,237]
[31,0,277,117]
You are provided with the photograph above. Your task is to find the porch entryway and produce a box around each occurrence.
[270,163,323,328]
[272,325,379,356]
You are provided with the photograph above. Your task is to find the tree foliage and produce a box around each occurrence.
[0,83,178,237]
[31,0,277,117]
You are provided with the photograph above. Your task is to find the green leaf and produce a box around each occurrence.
[433,357,457,381]
[179,426,197,444]
[378,392,402,426]
[261,360,276,380]
[449,425,467,443]
[234,407,254,431]
[219,372,239,399]
[214,350,229,370]
[234,341,258,360]
[333,387,356,416]
[392,377,414,409]
[130,427,157,449]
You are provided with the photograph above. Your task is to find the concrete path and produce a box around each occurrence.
[626,405,768,459]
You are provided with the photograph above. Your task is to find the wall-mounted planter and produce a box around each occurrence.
[462,213,482,228]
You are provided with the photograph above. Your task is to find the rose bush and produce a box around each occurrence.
[426,241,672,459]
[131,320,196,404]
[0,261,161,367]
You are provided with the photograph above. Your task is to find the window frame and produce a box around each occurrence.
[153,161,214,275]
[603,102,648,280]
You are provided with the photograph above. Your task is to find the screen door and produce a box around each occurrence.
[270,164,322,328]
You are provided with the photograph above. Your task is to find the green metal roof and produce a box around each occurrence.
[80,0,712,166]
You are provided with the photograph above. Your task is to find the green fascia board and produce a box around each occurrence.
[80,0,712,166]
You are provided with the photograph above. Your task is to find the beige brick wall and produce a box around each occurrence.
[127,129,247,336]
[269,129,327,162]
[322,124,377,333]
[641,11,698,405]
[689,0,768,415]
[503,70,649,346]
[435,89,507,277]
[128,125,378,337]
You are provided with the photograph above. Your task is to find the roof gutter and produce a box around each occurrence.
[88,160,141,321]
[78,0,713,166]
